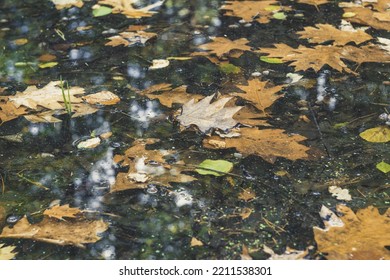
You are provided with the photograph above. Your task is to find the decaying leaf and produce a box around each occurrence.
[105,26,157,47]
[0,214,108,248]
[176,94,242,133]
[98,0,164,18]
[314,205,390,260]
[238,188,256,202]
[204,127,310,163]
[111,139,195,192]
[231,79,284,114]
[190,237,204,247]
[136,84,204,108]
[297,0,330,8]
[222,1,291,24]
[359,126,390,143]
[263,245,309,260]
[0,243,17,260]
[239,207,253,219]
[297,23,373,46]
[328,186,352,201]
[240,244,253,260]
[51,0,84,10]
[0,81,120,124]
[194,37,251,58]
[43,204,82,220]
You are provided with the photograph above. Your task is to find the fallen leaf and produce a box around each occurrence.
[240,244,253,260]
[38,62,58,69]
[341,44,390,67]
[51,0,84,9]
[13,38,28,45]
[222,1,291,24]
[0,215,108,248]
[231,79,284,114]
[137,85,204,108]
[176,94,243,133]
[0,243,17,260]
[297,0,330,8]
[238,188,256,202]
[239,207,253,219]
[263,245,309,260]
[92,5,113,17]
[297,23,373,46]
[328,186,352,201]
[376,161,390,173]
[0,97,28,124]
[190,237,204,247]
[82,91,120,105]
[149,59,170,70]
[105,29,157,47]
[359,126,390,142]
[43,204,82,220]
[98,0,164,18]
[203,127,310,163]
[314,205,390,260]
[194,37,251,58]
[76,137,101,149]
[195,159,233,176]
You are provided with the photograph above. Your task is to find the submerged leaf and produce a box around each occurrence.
[196,159,233,176]
[0,243,17,260]
[98,0,163,18]
[92,5,112,17]
[376,161,390,173]
[43,204,82,220]
[359,126,390,142]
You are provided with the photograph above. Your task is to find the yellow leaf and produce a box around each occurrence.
[359,126,390,143]
[0,243,17,260]
[190,237,203,247]
[98,0,163,18]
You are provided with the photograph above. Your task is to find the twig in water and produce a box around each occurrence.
[16,171,49,191]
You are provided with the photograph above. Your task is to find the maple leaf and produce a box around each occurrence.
[203,127,310,163]
[194,37,251,58]
[231,79,284,114]
[176,94,243,133]
[111,139,196,192]
[341,44,390,67]
[136,84,204,108]
[0,215,108,248]
[105,26,157,47]
[314,205,390,260]
[43,204,82,220]
[222,1,291,24]
[297,23,373,46]
[232,106,271,127]
[0,97,28,124]
[98,0,164,18]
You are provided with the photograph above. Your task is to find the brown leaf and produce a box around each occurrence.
[263,245,309,260]
[105,30,157,47]
[0,97,28,124]
[222,1,291,24]
[82,91,121,105]
[0,215,108,248]
[238,188,256,202]
[297,23,373,46]
[137,84,204,108]
[239,207,253,219]
[98,0,163,18]
[51,0,84,10]
[341,44,390,66]
[314,205,390,260]
[296,0,330,7]
[203,127,310,163]
[231,79,284,113]
[176,94,243,133]
[240,244,253,260]
[194,37,251,58]
[190,237,204,247]
[0,243,17,260]
[43,204,82,220]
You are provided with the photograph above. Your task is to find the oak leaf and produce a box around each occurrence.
[297,23,373,46]
[176,94,243,133]
[136,84,204,108]
[98,0,164,18]
[314,205,390,260]
[203,127,310,163]
[0,215,108,248]
[194,37,251,58]
[222,1,291,24]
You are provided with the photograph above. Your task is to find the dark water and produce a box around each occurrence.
[0,0,389,259]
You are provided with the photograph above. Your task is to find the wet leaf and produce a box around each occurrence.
[105,27,157,47]
[359,126,390,142]
[92,5,112,17]
[195,159,233,176]
[149,59,170,70]
[38,62,58,69]
[297,23,373,46]
[76,137,101,149]
[82,91,120,105]
[43,204,82,220]
[51,0,84,10]
[222,1,291,24]
[190,237,203,247]
[314,205,390,260]
[238,188,256,202]
[219,63,241,74]
[231,79,284,114]
[239,207,253,220]
[0,215,108,248]
[203,127,310,163]
[260,56,284,64]
[136,84,203,108]
[98,0,163,18]
[263,245,309,260]
[297,0,329,7]
[328,186,352,201]
[273,12,287,20]
[240,244,253,260]
[376,161,390,173]
[0,243,17,260]
[176,94,243,133]
[13,38,28,45]
[194,37,251,58]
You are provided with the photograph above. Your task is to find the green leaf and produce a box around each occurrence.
[260,56,284,64]
[38,62,58,69]
[265,5,281,12]
[273,12,287,20]
[92,6,112,17]
[219,63,241,74]
[359,126,390,143]
[376,161,390,174]
[333,122,348,129]
[196,159,233,176]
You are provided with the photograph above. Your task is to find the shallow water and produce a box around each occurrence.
[0,0,389,259]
